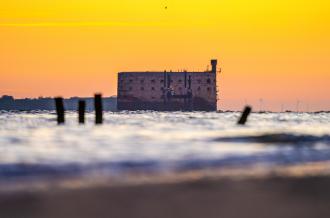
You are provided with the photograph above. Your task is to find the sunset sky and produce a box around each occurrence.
[0,0,329,111]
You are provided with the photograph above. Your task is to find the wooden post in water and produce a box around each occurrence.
[78,100,86,124]
[94,94,103,124]
[238,106,252,125]
[55,97,65,124]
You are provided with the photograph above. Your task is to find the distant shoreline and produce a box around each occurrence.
[0,95,117,111]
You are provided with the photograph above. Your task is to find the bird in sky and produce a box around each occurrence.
[165,6,168,9]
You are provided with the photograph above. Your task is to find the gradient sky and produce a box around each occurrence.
[0,0,329,111]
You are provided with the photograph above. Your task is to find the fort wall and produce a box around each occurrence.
[117,60,218,111]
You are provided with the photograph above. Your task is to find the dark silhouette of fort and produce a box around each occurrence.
[0,95,117,111]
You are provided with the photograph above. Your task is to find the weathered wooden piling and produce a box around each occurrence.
[238,106,252,125]
[55,97,65,124]
[94,94,103,124]
[78,100,86,124]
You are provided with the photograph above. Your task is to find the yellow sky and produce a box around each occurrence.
[0,0,329,111]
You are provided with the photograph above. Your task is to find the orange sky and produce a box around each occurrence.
[0,0,329,111]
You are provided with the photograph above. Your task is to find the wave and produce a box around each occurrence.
[0,161,160,179]
[214,133,330,145]
[2,146,330,180]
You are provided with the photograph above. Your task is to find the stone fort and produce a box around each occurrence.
[117,59,219,111]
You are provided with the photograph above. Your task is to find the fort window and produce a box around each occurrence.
[151,87,155,91]
[178,79,182,83]
[207,87,211,92]
[151,79,156,83]
[129,87,133,91]
[160,80,164,83]
[140,79,144,84]
[140,87,144,91]
[207,78,211,84]
[129,79,133,83]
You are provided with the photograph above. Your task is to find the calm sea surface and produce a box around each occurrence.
[0,111,329,183]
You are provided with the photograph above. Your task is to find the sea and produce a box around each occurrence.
[0,111,330,190]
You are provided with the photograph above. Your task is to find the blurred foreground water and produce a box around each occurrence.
[0,111,329,189]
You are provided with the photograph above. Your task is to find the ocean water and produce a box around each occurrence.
[0,111,329,183]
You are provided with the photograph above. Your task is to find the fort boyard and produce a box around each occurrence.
[117,59,220,111]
